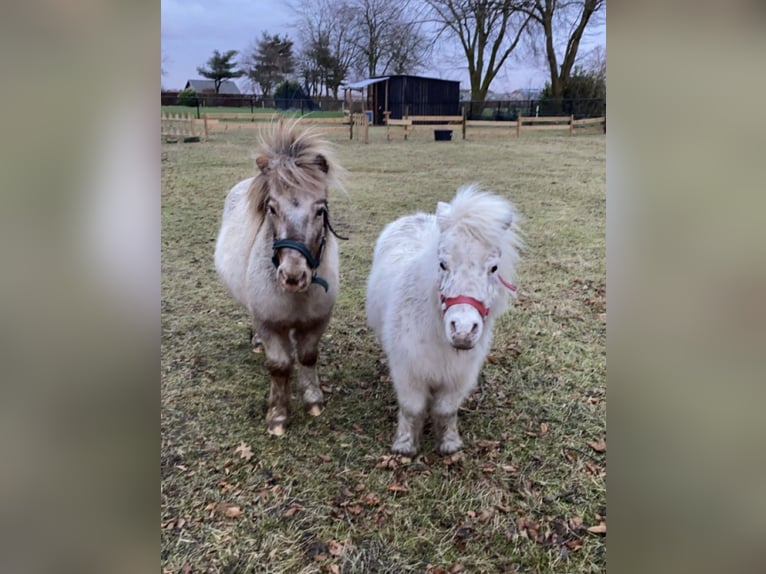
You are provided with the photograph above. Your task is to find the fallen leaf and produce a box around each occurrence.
[284,504,303,517]
[328,564,340,574]
[234,441,254,461]
[387,483,409,492]
[449,564,465,573]
[477,508,494,523]
[587,520,607,534]
[565,539,583,551]
[328,539,344,556]
[362,492,380,506]
[223,505,242,518]
[500,464,518,473]
[352,424,364,433]
[181,564,192,574]
[317,454,332,463]
[347,504,364,515]
[586,439,606,453]
[540,422,549,435]
[584,461,602,475]
[354,483,366,492]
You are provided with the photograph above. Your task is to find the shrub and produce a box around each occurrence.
[177,88,198,107]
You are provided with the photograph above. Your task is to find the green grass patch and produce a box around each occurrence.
[162,128,606,573]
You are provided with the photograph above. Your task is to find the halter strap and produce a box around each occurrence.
[272,237,329,292]
[270,209,348,293]
[440,294,490,319]
[498,274,517,292]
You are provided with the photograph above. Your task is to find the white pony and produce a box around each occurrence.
[215,120,345,436]
[366,184,521,456]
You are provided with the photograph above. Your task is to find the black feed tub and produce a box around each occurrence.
[434,129,453,141]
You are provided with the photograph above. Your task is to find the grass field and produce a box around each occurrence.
[161,126,606,573]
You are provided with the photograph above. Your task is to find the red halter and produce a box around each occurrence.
[439,275,517,320]
[440,294,489,319]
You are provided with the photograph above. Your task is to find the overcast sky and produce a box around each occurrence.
[161,0,604,94]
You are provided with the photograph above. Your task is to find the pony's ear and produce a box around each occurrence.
[255,155,271,174]
[314,154,329,174]
[436,201,452,230]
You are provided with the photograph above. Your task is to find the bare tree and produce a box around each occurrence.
[424,0,533,103]
[290,0,359,98]
[524,0,605,99]
[353,0,429,77]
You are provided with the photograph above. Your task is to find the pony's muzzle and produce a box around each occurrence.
[276,252,311,293]
[445,308,483,349]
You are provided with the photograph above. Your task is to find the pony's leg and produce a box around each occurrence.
[258,326,294,436]
[294,321,328,417]
[248,324,262,348]
[431,387,466,454]
[391,373,427,456]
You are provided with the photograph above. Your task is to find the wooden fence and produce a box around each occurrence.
[161,113,203,142]
[161,111,605,142]
[385,113,605,139]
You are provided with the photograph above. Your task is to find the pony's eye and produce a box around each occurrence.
[490,265,498,274]
[315,207,326,218]
[439,261,447,271]
[267,204,277,216]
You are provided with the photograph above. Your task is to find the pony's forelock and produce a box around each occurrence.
[441,184,522,248]
[246,119,346,225]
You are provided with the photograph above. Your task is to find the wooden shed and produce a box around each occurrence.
[343,75,460,125]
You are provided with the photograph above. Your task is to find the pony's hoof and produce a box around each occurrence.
[267,422,286,436]
[391,438,418,457]
[438,438,463,455]
[306,403,323,417]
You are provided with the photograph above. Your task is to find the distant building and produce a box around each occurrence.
[184,79,241,94]
[509,88,543,100]
[343,75,460,125]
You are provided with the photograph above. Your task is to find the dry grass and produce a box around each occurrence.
[161,126,605,573]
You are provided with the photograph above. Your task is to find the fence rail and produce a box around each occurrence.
[384,113,605,139]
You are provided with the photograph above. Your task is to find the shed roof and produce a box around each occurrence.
[342,77,390,90]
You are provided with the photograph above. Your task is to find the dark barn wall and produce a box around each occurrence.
[374,76,460,122]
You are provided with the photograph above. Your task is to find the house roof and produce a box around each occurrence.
[185,79,241,94]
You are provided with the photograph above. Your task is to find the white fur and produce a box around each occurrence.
[366,184,521,455]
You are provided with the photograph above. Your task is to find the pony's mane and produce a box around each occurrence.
[440,184,522,252]
[247,119,344,225]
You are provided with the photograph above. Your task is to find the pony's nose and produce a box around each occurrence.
[278,267,309,292]
[449,319,481,349]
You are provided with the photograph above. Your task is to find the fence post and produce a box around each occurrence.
[195,100,200,119]
[516,116,521,138]
[569,114,574,136]
[462,105,467,140]
[203,114,208,138]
